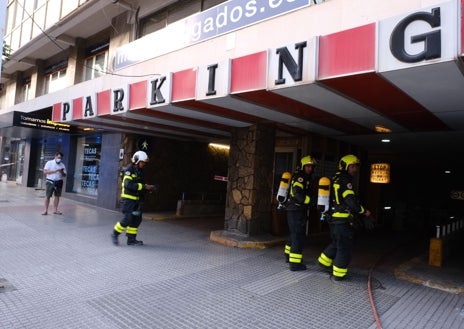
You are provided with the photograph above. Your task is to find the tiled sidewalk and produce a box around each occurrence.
[0,182,463,329]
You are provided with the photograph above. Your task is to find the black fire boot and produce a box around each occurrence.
[289,263,307,271]
[126,234,143,246]
[111,231,119,245]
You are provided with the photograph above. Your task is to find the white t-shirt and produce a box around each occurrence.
[44,159,67,181]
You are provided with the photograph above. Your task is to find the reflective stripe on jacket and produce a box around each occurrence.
[286,172,311,210]
[331,171,365,219]
[121,165,144,200]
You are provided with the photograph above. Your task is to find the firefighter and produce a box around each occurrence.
[317,154,375,280]
[111,150,155,246]
[284,155,317,271]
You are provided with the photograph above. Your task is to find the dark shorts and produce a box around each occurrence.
[45,180,63,197]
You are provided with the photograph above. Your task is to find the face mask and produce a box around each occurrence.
[55,158,62,164]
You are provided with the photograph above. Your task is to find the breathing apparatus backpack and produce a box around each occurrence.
[276,172,292,209]
[317,176,331,221]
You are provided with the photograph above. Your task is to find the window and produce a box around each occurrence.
[13,0,24,29]
[202,0,225,10]
[44,59,68,94]
[84,40,109,81]
[21,77,31,102]
[166,1,200,25]
[139,0,227,38]
[84,51,108,81]
[139,11,167,36]
[44,68,67,94]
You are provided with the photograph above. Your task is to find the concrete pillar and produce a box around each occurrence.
[224,125,275,236]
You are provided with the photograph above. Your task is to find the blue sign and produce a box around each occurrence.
[113,0,312,70]
[184,0,311,45]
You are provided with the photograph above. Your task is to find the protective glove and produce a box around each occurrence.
[363,216,377,230]
[144,184,160,192]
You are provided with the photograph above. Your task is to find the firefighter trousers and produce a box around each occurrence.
[320,222,353,275]
[285,208,307,264]
[113,199,143,237]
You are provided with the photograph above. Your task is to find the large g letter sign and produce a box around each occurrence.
[390,7,441,63]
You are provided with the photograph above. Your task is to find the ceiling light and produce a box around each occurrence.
[381,139,390,143]
[375,125,392,133]
[209,143,230,150]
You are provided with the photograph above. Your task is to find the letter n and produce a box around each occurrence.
[275,41,307,85]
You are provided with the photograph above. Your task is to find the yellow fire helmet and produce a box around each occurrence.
[300,155,317,168]
[339,154,360,171]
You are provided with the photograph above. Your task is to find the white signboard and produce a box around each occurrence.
[378,0,458,72]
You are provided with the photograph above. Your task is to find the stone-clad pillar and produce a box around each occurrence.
[224,125,275,236]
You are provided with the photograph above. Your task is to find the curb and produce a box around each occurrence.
[394,256,464,295]
[210,230,286,249]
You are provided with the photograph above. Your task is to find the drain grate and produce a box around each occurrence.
[0,278,17,293]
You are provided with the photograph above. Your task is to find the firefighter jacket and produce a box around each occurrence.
[121,164,146,201]
[286,171,312,211]
[329,170,366,222]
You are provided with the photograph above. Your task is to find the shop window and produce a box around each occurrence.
[72,135,101,196]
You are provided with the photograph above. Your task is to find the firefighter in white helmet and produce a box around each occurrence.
[284,155,317,271]
[111,150,156,246]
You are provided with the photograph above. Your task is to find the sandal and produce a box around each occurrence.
[53,211,63,215]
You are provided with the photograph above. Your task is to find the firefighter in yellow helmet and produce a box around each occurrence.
[111,151,156,246]
[317,154,375,280]
[284,155,317,271]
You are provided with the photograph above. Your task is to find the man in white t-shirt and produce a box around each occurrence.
[42,152,67,215]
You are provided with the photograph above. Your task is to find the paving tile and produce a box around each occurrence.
[0,182,463,329]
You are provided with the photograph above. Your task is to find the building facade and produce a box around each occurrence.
[1,0,463,236]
